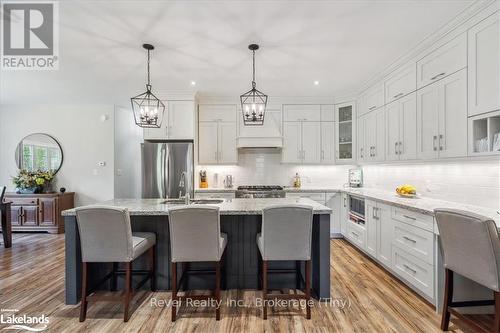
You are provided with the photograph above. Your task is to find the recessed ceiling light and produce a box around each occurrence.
[314,81,319,86]
[190,81,196,86]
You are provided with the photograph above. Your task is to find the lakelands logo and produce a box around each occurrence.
[0,310,49,332]
[1,1,59,70]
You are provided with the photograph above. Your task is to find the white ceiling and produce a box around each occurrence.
[0,0,475,105]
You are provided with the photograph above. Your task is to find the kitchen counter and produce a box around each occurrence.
[62,198,332,216]
[63,198,331,305]
[194,188,236,193]
[341,188,499,225]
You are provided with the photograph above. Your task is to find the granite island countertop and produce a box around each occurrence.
[61,197,332,216]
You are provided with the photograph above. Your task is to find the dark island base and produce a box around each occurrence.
[65,214,331,305]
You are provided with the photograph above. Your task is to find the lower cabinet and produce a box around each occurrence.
[341,194,436,303]
[194,192,236,200]
[3,192,75,233]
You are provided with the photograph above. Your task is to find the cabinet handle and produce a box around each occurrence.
[403,236,417,243]
[351,231,359,238]
[403,264,417,274]
[219,150,223,161]
[368,106,376,111]
[214,151,217,161]
[433,135,437,151]
[360,147,364,158]
[439,134,443,151]
[343,197,347,207]
[394,142,398,155]
[430,72,446,81]
[393,92,404,99]
[402,214,416,220]
[399,141,403,155]
[373,146,376,157]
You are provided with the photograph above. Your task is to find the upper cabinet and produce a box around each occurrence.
[335,102,356,164]
[468,12,500,117]
[385,93,417,161]
[283,104,321,122]
[198,105,237,165]
[417,69,467,159]
[385,64,417,104]
[144,100,195,140]
[416,33,467,89]
[282,121,321,164]
[363,107,385,163]
[320,104,335,122]
[359,84,384,116]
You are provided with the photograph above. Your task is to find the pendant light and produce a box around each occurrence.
[240,44,268,126]
[131,44,165,128]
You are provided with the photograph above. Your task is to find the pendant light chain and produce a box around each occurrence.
[252,49,256,89]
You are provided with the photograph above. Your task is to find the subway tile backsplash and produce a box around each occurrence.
[197,150,500,210]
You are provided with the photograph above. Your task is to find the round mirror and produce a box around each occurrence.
[15,133,63,174]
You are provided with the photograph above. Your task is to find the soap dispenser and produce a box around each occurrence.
[293,173,301,188]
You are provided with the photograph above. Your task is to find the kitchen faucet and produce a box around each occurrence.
[178,171,190,204]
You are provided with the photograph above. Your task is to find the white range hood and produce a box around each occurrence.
[236,109,283,148]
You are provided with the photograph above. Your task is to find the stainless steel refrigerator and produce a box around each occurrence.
[141,141,194,199]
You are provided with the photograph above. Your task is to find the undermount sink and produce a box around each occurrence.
[162,198,224,205]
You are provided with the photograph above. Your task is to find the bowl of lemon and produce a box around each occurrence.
[396,184,418,198]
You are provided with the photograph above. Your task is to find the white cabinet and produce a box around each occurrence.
[199,104,237,122]
[385,93,417,161]
[144,100,195,140]
[392,245,434,299]
[385,64,417,104]
[357,115,366,163]
[416,33,467,89]
[198,121,237,164]
[282,121,321,164]
[283,104,321,122]
[360,84,385,116]
[365,200,392,266]
[320,122,335,164]
[468,12,500,117]
[364,108,385,162]
[468,110,500,155]
[198,122,219,164]
[365,200,378,257]
[417,69,467,159]
[282,122,302,163]
[326,193,341,236]
[335,102,356,164]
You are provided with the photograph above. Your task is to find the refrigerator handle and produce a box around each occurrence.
[161,145,167,198]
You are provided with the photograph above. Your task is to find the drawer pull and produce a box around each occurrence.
[403,264,417,274]
[351,231,359,238]
[430,72,446,80]
[402,214,416,221]
[368,106,377,111]
[403,236,417,243]
[393,92,404,99]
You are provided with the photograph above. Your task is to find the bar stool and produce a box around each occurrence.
[168,205,227,321]
[256,204,313,319]
[75,206,156,322]
[435,208,500,332]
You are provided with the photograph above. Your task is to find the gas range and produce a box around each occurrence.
[235,185,286,198]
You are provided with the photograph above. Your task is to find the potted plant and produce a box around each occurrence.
[12,169,55,194]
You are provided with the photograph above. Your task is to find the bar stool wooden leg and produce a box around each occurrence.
[495,291,500,333]
[262,260,268,320]
[215,260,221,321]
[296,260,301,290]
[123,262,132,322]
[305,260,311,320]
[441,268,453,331]
[79,262,88,322]
[149,246,156,291]
[171,262,177,322]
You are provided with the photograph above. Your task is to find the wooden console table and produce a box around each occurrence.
[3,192,75,234]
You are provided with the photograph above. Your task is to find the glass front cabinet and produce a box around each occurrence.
[335,102,356,164]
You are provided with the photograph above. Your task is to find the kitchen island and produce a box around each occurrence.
[62,198,331,305]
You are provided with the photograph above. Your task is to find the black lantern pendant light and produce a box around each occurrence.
[131,44,165,128]
[240,44,268,126]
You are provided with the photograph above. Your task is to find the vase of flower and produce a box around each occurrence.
[13,169,55,194]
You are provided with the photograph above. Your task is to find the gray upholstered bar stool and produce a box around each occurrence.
[257,204,313,320]
[435,208,500,332]
[75,206,156,322]
[168,205,227,321]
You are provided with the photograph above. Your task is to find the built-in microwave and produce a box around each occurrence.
[349,195,365,226]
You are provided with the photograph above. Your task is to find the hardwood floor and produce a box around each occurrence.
[0,233,492,332]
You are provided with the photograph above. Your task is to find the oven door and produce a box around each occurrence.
[349,196,365,218]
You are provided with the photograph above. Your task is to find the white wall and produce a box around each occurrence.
[0,104,115,206]
[114,106,143,199]
[362,159,500,209]
[196,148,353,188]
